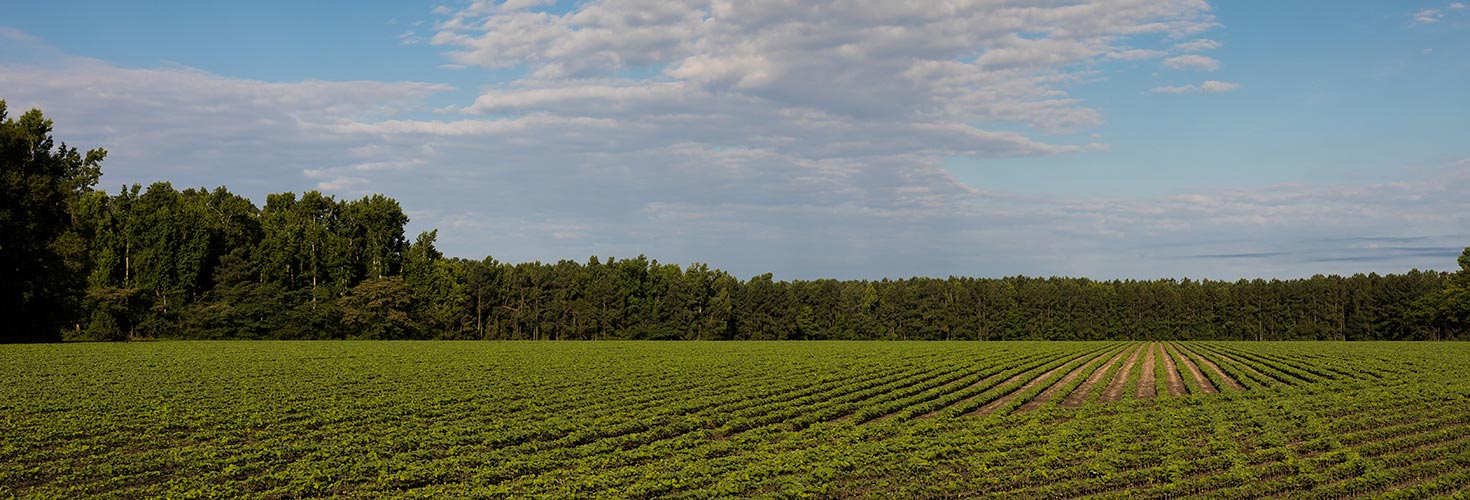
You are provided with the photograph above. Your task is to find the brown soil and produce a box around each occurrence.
[1135,343,1156,399]
[1016,347,1118,413]
[914,370,1006,419]
[1099,344,1143,403]
[1157,343,1188,397]
[1175,344,1243,391]
[1210,351,1277,384]
[1060,346,1131,407]
[971,352,1090,416]
[1165,343,1217,394]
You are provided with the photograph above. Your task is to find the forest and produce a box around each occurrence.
[4,101,1469,343]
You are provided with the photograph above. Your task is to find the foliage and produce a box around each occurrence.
[0,101,104,342]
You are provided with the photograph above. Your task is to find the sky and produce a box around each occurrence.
[2,0,1468,281]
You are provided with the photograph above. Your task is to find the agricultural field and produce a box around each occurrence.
[4,341,1470,498]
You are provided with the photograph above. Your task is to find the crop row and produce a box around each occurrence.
[3,341,1465,498]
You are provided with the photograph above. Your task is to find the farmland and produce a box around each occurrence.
[4,341,1470,498]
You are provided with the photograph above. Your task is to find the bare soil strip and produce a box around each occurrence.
[1100,344,1143,403]
[1135,343,1157,399]
[1209,350,1278,384]
[1166,343,1217,394]
[914,371,1007,420]
[972,352,1093,416]
[1060,345,1131,407]
[861,369,987,425]
[1176,344,1243,391]
[1016,347,1120,412]
[1157,343,1188,397]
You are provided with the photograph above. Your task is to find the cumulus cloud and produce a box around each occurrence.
[39,3,1470,281]
[1150,80,1239,94]
[431,1,1220,126]
[6,47,1463,279]
[1162,54,1221,71]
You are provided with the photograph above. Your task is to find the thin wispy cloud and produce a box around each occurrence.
[1172,39,1222,52]
[1150,80,1239,94]
[0,26,39,42]
[1162,54,1222,71]
[1108,49,1169,61]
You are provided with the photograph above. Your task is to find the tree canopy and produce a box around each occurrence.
[0,100,105,342]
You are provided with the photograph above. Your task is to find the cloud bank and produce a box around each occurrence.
[3,2,1466,280]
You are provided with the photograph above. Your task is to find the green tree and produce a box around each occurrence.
[0,101,105,342]
[464,257,504,339]
[339,277,418,339]
[1415,248,1470,341]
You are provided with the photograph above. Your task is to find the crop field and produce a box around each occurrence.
[4,341,1470,498]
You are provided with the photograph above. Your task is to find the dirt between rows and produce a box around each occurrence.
[1166,343,1218,394]
[1157,343,1189,397]
[914,371,1006,420]
[1060,346,1131,407]
[1135,343,1157,399]
[1017,347,1119,412]
[1181,344,1244,390]
[1099,344,1143,403]
[860,369,982,425]
[972,353,1089,416]
[1210,350,1277,384]
[902,343,1241,422]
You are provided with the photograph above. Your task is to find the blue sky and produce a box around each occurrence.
[3,0,1468,280]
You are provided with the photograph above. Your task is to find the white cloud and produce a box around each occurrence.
[1411,3,1468,25]
[1149,80,1238,94]
[430,0,1219,125]
[1161,54,1221,71]
[0,57,451,199]
[1149,84,1196,94]
[64,3,1470,281]
[1107,49,1169,61]
[1199,80,1241,93]
[1172,39,1221,52]
[6,49,1464,279]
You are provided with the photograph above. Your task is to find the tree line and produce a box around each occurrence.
[4,101,1468,342]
